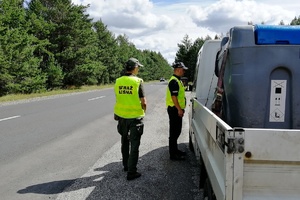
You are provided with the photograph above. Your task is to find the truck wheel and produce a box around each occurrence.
[199,156,207,189]
[203,178,216,200]
[189,134,194,152]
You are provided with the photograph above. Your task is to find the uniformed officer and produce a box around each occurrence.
[114,57,147,180]
[166,62,188,160]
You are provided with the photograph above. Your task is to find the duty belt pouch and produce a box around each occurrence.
[114,114,120,121]
[136,119,144,135]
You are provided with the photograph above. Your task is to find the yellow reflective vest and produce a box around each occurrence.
[114,75,145,119]
[166,76,186,109]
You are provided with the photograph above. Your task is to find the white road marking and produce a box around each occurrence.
[0,115,21,122]
[56,187,95,200]
[88,96,105,101]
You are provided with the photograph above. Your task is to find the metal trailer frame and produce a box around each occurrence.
[190,99,300,200]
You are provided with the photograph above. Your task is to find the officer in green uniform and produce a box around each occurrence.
[166,62,188,160]
[114,57,147,180]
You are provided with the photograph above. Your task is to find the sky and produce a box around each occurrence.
[71,0,300,63]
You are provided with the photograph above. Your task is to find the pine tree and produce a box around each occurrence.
[0,0,46,95]
[290,16,300,25]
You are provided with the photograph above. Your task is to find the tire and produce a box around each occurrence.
[199,156,207,189]
[203,178,216,200]
[189,133,194,152]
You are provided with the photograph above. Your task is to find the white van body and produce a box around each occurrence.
[193,40,221,107]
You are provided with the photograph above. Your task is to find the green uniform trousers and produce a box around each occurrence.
[117,118,144,173]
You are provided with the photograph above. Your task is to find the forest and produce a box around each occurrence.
[0,0,173,96]
[0,0,300,96]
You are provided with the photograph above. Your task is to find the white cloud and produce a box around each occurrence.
[72,0,300,63]
[187,0,296,34]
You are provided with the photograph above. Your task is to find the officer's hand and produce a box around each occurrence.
[178,109,184,117]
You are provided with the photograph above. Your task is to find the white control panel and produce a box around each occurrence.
[269,80,287,122]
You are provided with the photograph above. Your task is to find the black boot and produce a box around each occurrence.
[127,172,141,180]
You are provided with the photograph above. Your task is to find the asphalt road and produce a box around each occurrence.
[0,82,201,200]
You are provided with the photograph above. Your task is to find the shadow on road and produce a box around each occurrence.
[18,179,76,195]
[18,144,201,200]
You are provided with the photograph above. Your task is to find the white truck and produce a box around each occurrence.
[188,25,300,200]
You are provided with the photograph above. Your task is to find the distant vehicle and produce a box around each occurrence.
[160,78,165,82]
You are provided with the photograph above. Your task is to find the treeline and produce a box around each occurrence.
[0,0,172,96]
[174,17,300,83]
[174,35,215,83]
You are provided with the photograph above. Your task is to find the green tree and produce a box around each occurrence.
[140,50,172,81]
[0,0,46,95]
[0,0,186,96]
[93,20,119,84]
[290,16,300,25]
[175,35,192,64]
[174,35,209,82]
[114,34,138,77]
[185,37,206,82]
[0,34,12,95]
[279,20,285,25]
[28,0,102,87]
[26,0,62,89]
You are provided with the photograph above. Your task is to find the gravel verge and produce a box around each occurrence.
[56,91,202,200]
